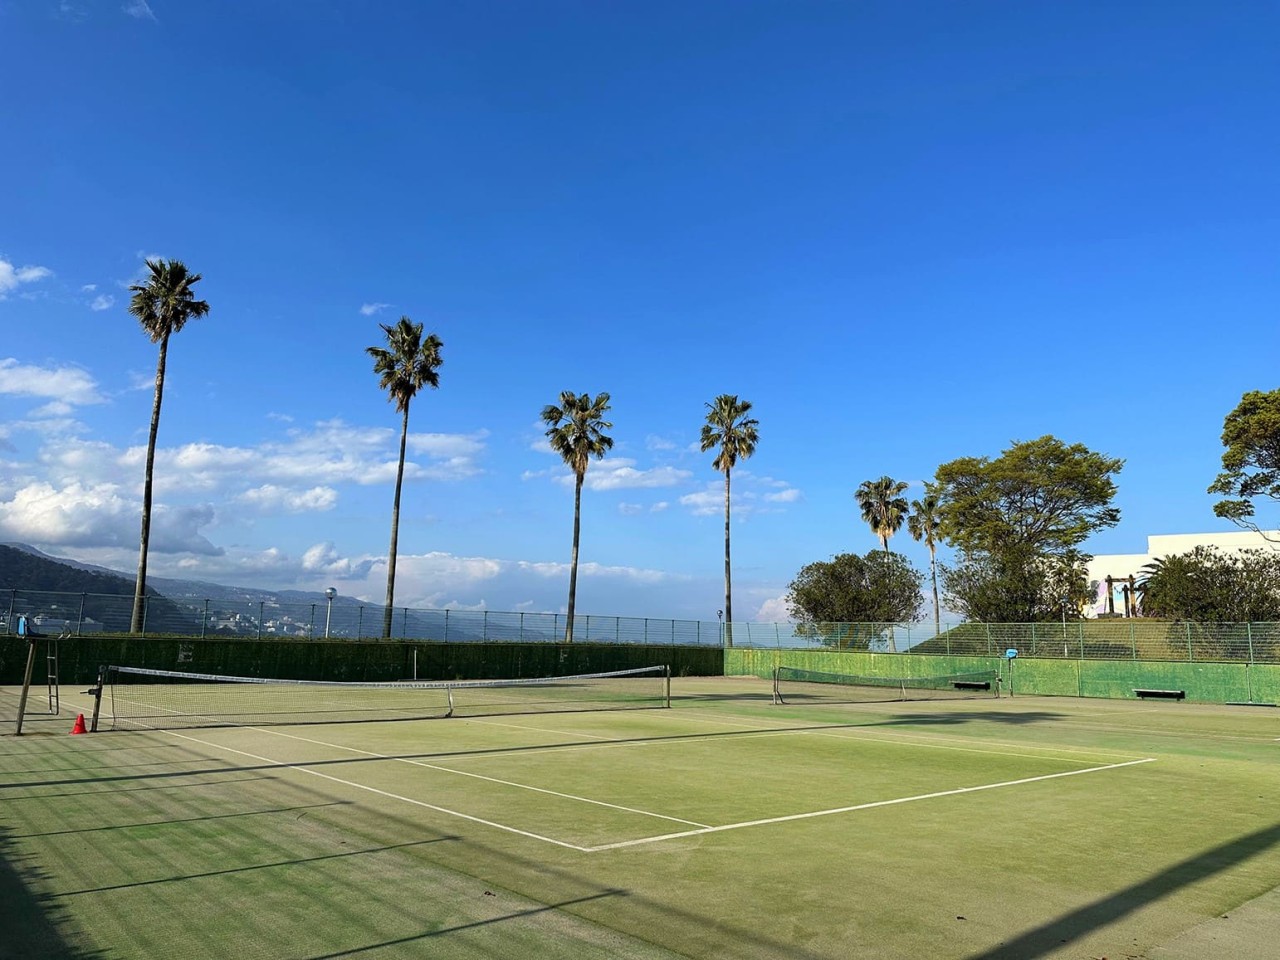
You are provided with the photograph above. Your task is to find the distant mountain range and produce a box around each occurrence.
[1,542,356,606]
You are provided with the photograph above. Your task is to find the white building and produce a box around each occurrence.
[1086,530,1280,616]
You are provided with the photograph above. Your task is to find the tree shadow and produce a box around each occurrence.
[965,822,1280,959]
[0,825,106,960]
[866,711,1068,727]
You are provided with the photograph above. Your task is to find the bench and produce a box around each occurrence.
[1134,688,1185,700]
[952,681,992,691]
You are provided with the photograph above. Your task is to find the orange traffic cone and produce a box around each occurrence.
[70,714,87,735]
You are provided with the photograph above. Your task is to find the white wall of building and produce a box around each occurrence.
[1085,530,1280,616]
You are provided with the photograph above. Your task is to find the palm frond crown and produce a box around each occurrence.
[699,395,759,473]
[366,317,443,412]
[855,476,910,547]
[128,258,210,342]
[541,391,614,477]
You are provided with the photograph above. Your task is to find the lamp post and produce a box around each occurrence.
[717,609,723,647]
[1061,597,1069,655]
[324,587,337,638]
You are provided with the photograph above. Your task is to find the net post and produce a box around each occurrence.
[772,666,781,705]
[445,686,455,718]
[88,665,106,732]
[664,664,671,708]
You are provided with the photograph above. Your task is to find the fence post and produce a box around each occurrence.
[401,607,408,639]
[1247,622,1255,664]
[356,606,363,639]
[616,616,620,642]
[202,599,210,639]
[644,618,648,644]
[1186,622,1193,662]
[308,603,316,640]
[258,602,264,640]
[483,610,489,641]
[1130,620,1137,660]
[1077,621,1084,660]
[77,593,86,636]
[985,622,992,656]
[519,611,524,642]
[141,596,149,637]
[443,609,449,642]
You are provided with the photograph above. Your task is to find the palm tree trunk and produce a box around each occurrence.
[930,543,940,634]
[723,468,733,647]
[566,472,583,642]
[382,405,410,638]
[130,331,169,634]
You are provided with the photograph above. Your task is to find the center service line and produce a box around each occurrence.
[585,757,1157,852]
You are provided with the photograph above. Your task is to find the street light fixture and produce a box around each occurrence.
[717,609,723,646]
[324,587,337,638]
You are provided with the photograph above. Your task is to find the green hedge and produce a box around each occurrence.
[0,636,723,687]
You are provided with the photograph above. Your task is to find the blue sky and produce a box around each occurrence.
[1,1,1277,621]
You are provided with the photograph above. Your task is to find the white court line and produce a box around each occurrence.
[154,728,594,851]
[252,727,711,829]
[584,757,1157,852]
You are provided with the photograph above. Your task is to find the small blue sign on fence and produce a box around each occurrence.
[1005,648,1018,659]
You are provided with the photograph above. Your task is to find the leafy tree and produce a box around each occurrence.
[127,259,210,633]
[908,485,944,632]
[786,551,923,648]
[1209,389,1280,542]
[935,436,1123,555]
[367,317,443,638]
[700,395,758,647]
[1139,546,1280,622]
[854,476,909,551]
[941,545,1093,623]
[542,391,613,642]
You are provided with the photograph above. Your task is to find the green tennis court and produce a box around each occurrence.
[4,676,1280,959]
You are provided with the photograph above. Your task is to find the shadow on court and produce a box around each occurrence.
[866,711,1068,727]
[964,822,1280,960]
[0,825,106,960]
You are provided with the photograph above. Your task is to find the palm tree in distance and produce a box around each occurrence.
[367,317,444,638]
[855,476,909,552]
[700,395,759,647]
[128,259,210,633]
[541,391,613,642]
[908,485,945,633]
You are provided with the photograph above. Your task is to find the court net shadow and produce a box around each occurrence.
[865,711,1067,727]
[965,822,1280,960]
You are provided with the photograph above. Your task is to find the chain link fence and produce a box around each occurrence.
[2,588,1277,662]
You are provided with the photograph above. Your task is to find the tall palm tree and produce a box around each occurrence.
[855,476,909,552]
[127,259,209,633]
[908,485,944,633]
[367,317,444,638]
[700,395,759,647]
[541,391,613,642]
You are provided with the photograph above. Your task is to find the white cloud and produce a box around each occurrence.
[538,458,691,492]
[81,283,97,292]
[237,484,339,513]
[89,294,115,312]
[754,595,793,622]
[122,0,156,20]
[646,435,677,452]
[651,501,669,513]
[764,488,802,504]
[618,502,643,516]
[0,259,53,297]
[360,302,390,316]
[679,474,802,518]
[0,358,105,406]
[301,542,375,579]
[31,401,74,418]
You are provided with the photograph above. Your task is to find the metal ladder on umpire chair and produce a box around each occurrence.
[44,631,63,715]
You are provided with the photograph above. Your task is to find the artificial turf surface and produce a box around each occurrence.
[2,677,1279,959]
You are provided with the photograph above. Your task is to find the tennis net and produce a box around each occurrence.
[772,666,1000,705]
[92,664,670,731]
